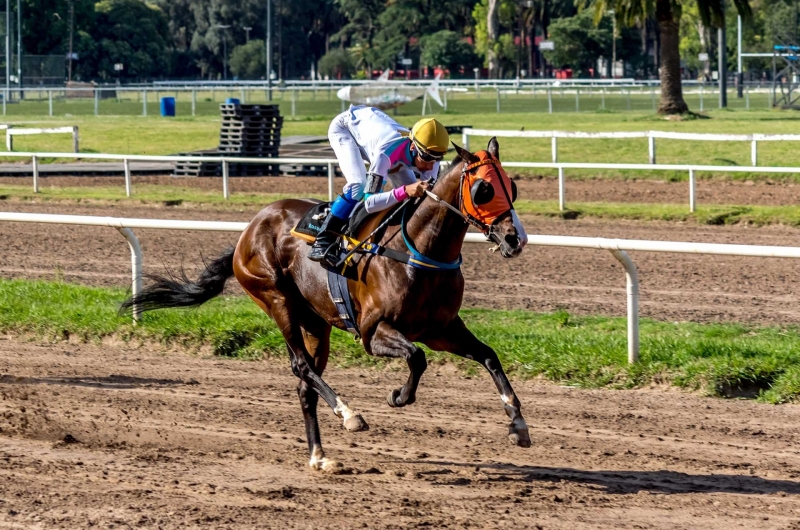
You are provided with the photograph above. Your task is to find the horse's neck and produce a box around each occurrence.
[403,164,467,264]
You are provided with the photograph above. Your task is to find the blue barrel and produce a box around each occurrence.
[160,96,176,117]
[225,98,240,105]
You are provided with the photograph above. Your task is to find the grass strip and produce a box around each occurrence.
[2,278,800,404]
[2,184,799,227]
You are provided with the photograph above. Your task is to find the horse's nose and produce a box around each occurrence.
[504,233,520,249]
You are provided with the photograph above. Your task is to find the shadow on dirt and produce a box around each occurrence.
[0,374,199,389]
[402,459,800,495]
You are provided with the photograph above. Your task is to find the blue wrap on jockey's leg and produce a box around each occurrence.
[330,194,358,220]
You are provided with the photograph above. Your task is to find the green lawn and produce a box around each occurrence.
[2,278,799,403]
[3,108,800,181]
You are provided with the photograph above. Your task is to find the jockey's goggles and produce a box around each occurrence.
[413,141,445,162]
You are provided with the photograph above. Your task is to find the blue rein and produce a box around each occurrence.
[399,200,462,270]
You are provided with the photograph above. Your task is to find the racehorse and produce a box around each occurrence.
[121,138,531,472]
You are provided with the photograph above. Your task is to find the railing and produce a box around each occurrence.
[462,128,800,167]
[4,150,800,213]
[3,211,800,364]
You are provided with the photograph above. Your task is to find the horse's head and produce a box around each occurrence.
[449,137,527,258]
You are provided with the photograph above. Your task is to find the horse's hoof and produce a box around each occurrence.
[343,414,369,432]
[309,457,345,474]
[508,427,532,448]
[386,389,402,408]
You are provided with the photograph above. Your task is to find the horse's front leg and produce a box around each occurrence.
[363,321,427,407]
[422,317,531,448]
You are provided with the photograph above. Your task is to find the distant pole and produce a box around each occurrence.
[5,0,9,100]
[244,26,252,43]
[737,15,743,98]
[266,0,272,100]
[16,0,20,95]
[67,0,74,82]
[718,7,727,108]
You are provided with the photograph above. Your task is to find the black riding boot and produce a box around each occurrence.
[308,213,348,264]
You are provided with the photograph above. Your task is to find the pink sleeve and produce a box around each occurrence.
[393,186,409,202]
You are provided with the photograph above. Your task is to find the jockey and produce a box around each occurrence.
[308,106,450,265]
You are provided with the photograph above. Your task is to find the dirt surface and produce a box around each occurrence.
[1,338,799,529]
[4,198,800,324]
[3,174,800,206]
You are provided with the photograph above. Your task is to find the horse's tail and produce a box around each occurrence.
[119,247,235,315]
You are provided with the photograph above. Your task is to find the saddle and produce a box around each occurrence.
[290,201,401,340]
[290,200,399,251]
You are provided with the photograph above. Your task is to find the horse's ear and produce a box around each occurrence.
[451,141,478,164]
[488,136,500,159]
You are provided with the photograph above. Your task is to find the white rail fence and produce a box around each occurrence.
[462,128,800,167]
[4,151,800,213]
[6,126,79,153]
[4,211,800,365]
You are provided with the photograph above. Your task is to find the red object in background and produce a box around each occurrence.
[554,69,573,79]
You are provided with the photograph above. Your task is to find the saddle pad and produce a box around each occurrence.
[290,201,330,243]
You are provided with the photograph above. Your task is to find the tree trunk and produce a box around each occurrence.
[656,0,688,114]
[487,0,500,78]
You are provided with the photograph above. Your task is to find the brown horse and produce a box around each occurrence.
[122,138,531,472]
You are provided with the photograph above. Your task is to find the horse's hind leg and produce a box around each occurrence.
[422,317,531,448]
[364,322,427,408]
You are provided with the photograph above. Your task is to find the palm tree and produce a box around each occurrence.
[588,0,751,114]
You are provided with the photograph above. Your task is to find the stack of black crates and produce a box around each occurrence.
[173,103,283,177]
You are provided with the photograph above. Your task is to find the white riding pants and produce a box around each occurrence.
[328,111,368,200]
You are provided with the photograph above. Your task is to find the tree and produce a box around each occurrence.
[420,30,480,74]
[318,48,354,78]
[544,10,611,77]
[230,39,266,79]
[588,0,752,114]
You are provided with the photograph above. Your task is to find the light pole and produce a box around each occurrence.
[16,0,21,95]
[266,0,272,100]
[216,24,231,81]
[67,0,74,83]
[5,0,10,100]
[609,9,616,78]
[243,26,252,43]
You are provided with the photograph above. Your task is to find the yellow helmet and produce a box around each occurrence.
[410,118,449,160]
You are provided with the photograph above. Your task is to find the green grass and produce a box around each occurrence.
[2,277,800,403]
[3,183,800,227]
[4,108,800,181]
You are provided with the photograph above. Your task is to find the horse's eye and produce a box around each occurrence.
[470,179,495,205]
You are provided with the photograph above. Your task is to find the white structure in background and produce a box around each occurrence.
[6,126,79,152]
[336,71,444,110]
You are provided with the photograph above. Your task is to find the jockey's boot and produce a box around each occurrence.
[308,195,357,265]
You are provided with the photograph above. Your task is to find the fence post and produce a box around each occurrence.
[547,88,553,114]
[72,126,79,153]
[443,87,448,111]
[222,159,230,200]
[32,155,39,193]
[626,88,631,111]
[142,90,147,116]
[648,135,656,164]
[650,84,656,110]
[327,162,335,201]
[575,88,579,112]
[6,130,11,151]
[551,136,558,163]
[124,158,132,197]
[291,89,296,118]
[601,87,606,110]
[48,90,53,117]
[608,249,640,364]
[700,84,704,111]
[751,139,758,166]
[240,87,246,103]
[2,89,6,115]
[558,166,565,211]
[745,85,750,110]
[496,87,501,113]
[462,130,470,152]
[94,88,100,116]
[689,168,696,212]
[192,89,197,116]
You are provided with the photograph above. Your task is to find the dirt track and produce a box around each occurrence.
[1,338,799,529]
[3,179,800,528]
